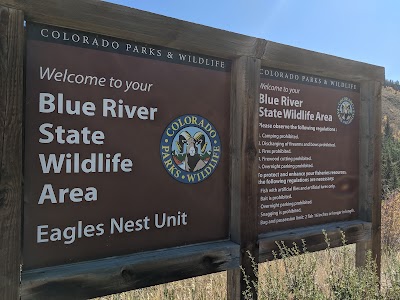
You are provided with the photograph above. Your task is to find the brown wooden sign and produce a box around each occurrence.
[258,68,360,233]
[24,22,231,269]
[0,1,384,299]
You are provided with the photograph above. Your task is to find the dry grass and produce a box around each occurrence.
[93,250,400,300]
[94,272,226,300]
[382,191,400,251]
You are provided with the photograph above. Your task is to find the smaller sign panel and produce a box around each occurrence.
[24,23,231,270]
[258,67,360,233]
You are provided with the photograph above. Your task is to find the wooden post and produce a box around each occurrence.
[356,80,382,277]
[0,5,24,300]
[228,56,260,300]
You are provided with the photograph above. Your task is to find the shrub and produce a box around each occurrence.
[382,191,400,250]
[241,231,381,300]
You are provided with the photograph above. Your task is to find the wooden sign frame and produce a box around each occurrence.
[0,1,383,299]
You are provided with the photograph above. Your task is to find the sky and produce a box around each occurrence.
[107,0,399,81]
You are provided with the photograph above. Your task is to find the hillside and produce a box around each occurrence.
[383,86,400,136]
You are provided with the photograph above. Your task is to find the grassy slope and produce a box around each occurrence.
[383,86,400,136]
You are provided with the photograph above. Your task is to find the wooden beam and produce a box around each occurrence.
[259,220,372,262]
[0,0,266,59]
[0,5,24,300]
[21,241,240,300]
[371,81,382,276]
[227,56,260,300]
[356,80,382,276]
[0,0,387,83]
[261,41,385,82]
[356,240,372,267]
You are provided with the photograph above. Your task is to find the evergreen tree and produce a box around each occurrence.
[384,79,400,91]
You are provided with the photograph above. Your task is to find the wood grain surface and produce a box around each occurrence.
[0,5,24,300]
[21,241,239,300]
[227,56,260,300]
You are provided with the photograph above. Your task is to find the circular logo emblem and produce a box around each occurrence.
[337,97,355,124]
[160,115,221,184]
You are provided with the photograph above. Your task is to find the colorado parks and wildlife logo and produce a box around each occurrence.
[160,115,221,184]
[337,97,355,125]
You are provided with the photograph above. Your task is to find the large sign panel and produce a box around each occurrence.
[258,68,360,233]
[24,23,231,270]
